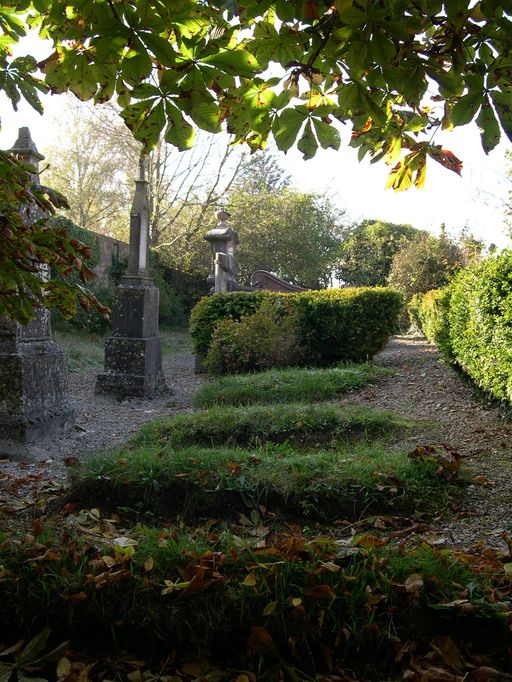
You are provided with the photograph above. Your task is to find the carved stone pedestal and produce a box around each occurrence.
[95,279,165,398]
[95,158,166,399]
[0,312,73,453]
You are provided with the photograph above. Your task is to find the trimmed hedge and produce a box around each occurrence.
[408,288,453,360]
[189,288,403,367]
[413,251,512,403]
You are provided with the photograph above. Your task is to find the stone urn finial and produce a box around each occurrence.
[9,126,45,163]
[216,209,231,224]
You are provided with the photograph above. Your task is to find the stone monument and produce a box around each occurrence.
[0,128,73,456]
[95,157,166,398]
[205,211,240,293]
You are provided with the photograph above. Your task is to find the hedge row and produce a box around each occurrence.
[189,288,403,367]
[411,250,512,403]
[409,288,453,360]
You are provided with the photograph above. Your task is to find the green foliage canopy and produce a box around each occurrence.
[230,187,344,288]
[3,0,512,183]
[2,0,512,320]
[387,232,464,301]
[337,220,421,286]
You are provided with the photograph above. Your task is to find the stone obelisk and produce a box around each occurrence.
[95,157,166,398]
[0,127,73,457]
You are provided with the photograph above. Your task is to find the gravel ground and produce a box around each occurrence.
[0,331,205,489]
[340,335,512,551]
[2,332,512,552]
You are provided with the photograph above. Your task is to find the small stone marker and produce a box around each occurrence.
[204,211,239,293]
[95,156,166,398]
[0,128,73,457]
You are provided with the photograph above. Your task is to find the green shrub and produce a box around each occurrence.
[447,252,512,403]
[415,252,512,404]
[409,288,453,360]
[290,287,403,365]
[190,288,403,367]
[408,292,423,330]
[189,290,273,356]
[205,299,304,374]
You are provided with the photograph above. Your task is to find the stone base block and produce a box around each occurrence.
[194,354,207,373]
[0,340,74,446]
[0,407,74,454]
[96,335,166,399]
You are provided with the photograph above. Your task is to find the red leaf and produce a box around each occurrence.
[247,626,278,657]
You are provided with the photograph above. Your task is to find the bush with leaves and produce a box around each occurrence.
[190,288,403,368]
[409,289,453,361]
[291,287,403,365]
[388,233,463,304]
[446,252,512,403]
[413,252,512,404]
[189,291,273,357]
[205,300,304,374]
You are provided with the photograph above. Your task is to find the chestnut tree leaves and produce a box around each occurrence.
[1,0,511,191]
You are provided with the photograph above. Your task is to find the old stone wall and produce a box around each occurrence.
[82,228,208,311]
[93,233,130,284]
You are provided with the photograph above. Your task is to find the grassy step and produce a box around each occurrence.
[74,442,453,521]
[0,520,510,680]
[194,364,388,407]
[133,403,410,449]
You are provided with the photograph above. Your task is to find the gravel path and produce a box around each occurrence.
[342,335,512,551]
[2,333,512,552]
[0,332,205,492]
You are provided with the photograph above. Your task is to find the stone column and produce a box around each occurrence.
[0,128,73,457]
[95,157,166,398]
[204,211,239,293]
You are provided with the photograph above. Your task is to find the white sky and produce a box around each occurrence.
[1,34,511,248]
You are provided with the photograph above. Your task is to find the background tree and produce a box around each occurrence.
[230,188,345,288]
[43,102,132,235]
[387,232,464,302]
[337,220,422,286]
[233,150,291,194]
[44,100,245,245]
[2,0,512,319]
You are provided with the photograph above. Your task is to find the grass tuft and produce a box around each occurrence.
[54,331,105,371]
[132,402,410,449]
[71,441,451,521]
[194,363,388,407]
[0,519,508,677]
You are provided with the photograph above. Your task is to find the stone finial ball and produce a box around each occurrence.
[216,210,231,222]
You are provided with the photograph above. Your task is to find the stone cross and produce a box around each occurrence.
[127,154,150,279]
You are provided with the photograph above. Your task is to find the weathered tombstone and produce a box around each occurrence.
[0,127,73,457]
[95,158,166,398]
[205,211,239,293]
[250,271,308,293]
